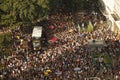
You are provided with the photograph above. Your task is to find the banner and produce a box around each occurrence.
[77,24,81,32]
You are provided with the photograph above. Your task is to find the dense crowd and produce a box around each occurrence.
[1,11,120,80]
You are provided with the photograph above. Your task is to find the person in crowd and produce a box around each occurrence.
[1,11,120,80]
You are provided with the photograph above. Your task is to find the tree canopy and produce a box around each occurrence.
[0,0,49,27]
[0,0,98,27]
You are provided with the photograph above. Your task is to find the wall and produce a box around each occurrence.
[102,0,114,13]
[114,0,120,18]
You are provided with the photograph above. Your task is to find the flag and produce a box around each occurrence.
[44,69,52,76]
[49,25,54,29]
[87,21,93,32]
[68,29,73,33]
[51,37,57,42]
[77,24,81,32]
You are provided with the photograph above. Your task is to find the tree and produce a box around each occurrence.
[0,0,49,27]
[0,0,98,28]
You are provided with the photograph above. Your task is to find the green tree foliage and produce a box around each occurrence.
[0,0,49,27]
[49,0,82,12]
[0,32,12,47]
[49,0,98,13]
[0,32,12,57]
[0,0,98,27]
[0,34,4,47]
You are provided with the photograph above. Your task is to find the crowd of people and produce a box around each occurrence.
[1,11,120,80]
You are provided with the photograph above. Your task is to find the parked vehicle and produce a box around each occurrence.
[32,26,42,50]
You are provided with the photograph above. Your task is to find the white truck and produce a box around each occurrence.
[32,26,42,50]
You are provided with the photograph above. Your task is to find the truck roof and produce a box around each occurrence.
[87,39,104,48]
[32,26,42,38]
